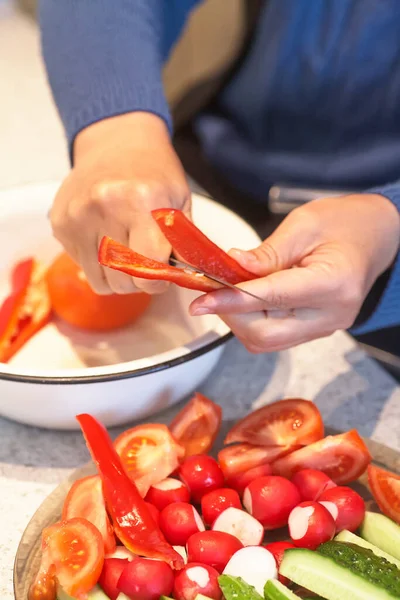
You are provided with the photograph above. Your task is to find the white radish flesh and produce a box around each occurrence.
[288,505,315,540]
[106,547,136,561]
[212,507,263,546]
[173,546,188,564]
[222,546,277,595]
[319,500,339,521]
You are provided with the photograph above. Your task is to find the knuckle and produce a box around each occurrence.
[256,241,281,271]
[265,287,291,309]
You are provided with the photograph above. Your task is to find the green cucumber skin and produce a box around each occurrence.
[264,579,302,600]
[280,547,399,600]
[335,530,400,568]
[218,575,263,600]
[360,511,400,561]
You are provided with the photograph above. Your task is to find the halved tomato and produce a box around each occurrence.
[62,475,116,554]
[114,424,185,497]
[224,398,324,447]
[169,393,222,457]
[272,430,371,484]
[218,443,293,480]
[29,518,104,600]
[368,464,400,524]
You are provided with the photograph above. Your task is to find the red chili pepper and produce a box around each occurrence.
[98,236,222,292]
[76,413,184,569]
[0,258,51,362]
[152,209,256,284]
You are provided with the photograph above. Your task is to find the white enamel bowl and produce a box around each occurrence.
[0,182,260,430]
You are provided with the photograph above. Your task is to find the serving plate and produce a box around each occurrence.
[13,423,400,600]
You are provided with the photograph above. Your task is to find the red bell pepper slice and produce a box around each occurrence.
[0,258,51,362]
[98,236,222,292]
[152,209,256,284]
[76,413,184,570]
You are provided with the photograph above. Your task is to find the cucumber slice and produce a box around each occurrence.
[360,511,400,561]
[57,585,112,600]
[335,529,400,568]
[264,579,302,599]
[280,546,400,600]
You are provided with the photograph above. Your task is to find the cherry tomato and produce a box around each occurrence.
[264,541,295,585]
[224,399,324,447]
[186,530,243,573]
[29,518,104,600]
[118,556,175,600]
[368,464,400,525]
[319,486,365,532]
[272,430,372,484]
[291,469,336,501]
[46,251,151,331]
[225,463,273,496]
[114,424,185,497]
[159,502,205,546]
[201,488,242,526]
[179,455,224,503]
[62,475,116,554]
[145,478,190,511]
[243,476,301,530]
[169,393,222,457]
[173,563,222,600]
[218,444,289,481]
[288,501,336,550]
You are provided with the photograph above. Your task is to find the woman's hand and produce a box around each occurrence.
[190,194,400,353]
[50,112,191,295]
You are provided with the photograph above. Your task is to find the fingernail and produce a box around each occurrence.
[190,306,212,316]
[231,248,257,263]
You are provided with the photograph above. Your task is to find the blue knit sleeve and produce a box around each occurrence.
[39,0,201,151]
[351,183,400,335]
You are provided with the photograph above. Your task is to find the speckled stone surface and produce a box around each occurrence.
[1,4,400,599]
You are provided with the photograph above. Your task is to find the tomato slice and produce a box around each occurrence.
[114,424,185,497]
[224,398,324,447]
[272,430,372,484]
[218,443,293,479]
[29,518,104,600]
[62,475,116,554]
[169,393,222,457]
[368,464,400,524]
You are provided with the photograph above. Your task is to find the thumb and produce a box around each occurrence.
[229,213,318,277]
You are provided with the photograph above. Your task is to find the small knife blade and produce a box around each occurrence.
[169,257,265,303]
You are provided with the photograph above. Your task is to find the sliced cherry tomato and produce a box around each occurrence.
[224,399,324,447]
[368,464,400,524]
[169,393,222,457]
[62,475,116,554]
[218,443,292,480]
[29,518,104,600]
[114,424,185,497]
[272,430,371,485]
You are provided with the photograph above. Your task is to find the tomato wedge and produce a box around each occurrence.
[272,430,372,484]
[114,424,185,497]
[169,393,222,457]
[368,464,400,524]
[29,518,104,600]
[224,398,324,447]
[218,443,293,480]
[62,475,116,554]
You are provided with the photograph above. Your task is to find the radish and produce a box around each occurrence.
[160,502,205,546]
[291,469,336,501]
[288,501,336,549]
[106,547,136,561]
[173,545,188,564]
[186,530,243,572]
[201,488,242,526]
[179,455,225,503]
[98,558,129,600]
[318,486,365,532]
[144,502,160,527]
[212,507,264,546]
[145,478,190,511]
[243,476,301,529]
[222,546,277,595]
[226,463,273,496]
[264,541,295,585]
[173,562,222,600]
[117,556,174,600]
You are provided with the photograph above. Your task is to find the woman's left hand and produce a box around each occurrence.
[189,194,400,353]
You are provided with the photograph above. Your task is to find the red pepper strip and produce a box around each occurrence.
[152,208,256,284]
[98,236,222,292]
[76,413,184,570]
[0,258,51,362]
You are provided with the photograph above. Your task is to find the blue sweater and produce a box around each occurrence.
[39,0,400,335]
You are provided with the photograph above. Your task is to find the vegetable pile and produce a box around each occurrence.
[28,395,400,600]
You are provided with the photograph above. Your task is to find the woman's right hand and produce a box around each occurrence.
[50,112,191,295]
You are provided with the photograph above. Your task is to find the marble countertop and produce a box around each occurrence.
[1,3,400,599]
